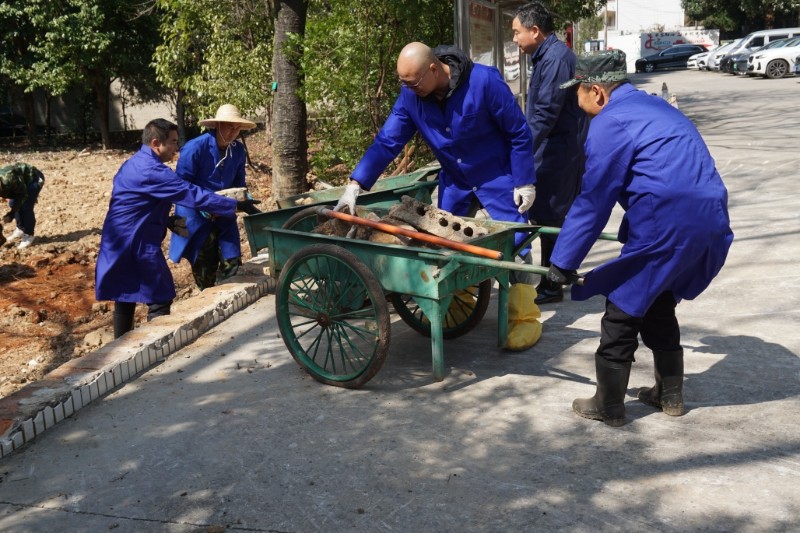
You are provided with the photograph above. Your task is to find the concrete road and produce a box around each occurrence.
[1,70,799,532]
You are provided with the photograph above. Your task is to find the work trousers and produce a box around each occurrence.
[113,300,173,339]
[597,291,681,363]
[9,173,44,235]
[192,227,242,290]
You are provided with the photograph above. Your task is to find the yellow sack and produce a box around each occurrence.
[506,283,542,351]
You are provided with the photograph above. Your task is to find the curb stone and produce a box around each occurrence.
[0,261,275,459]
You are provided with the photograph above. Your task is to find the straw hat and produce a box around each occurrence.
[199,104,257,130]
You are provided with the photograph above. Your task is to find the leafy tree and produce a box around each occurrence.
[153,0,273,143]
[683,0,800,34]
[300,0,454,180]
[0,2,39,143]
[22,0,162,148]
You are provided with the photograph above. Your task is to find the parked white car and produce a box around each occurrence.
[687,51,710,70]
[747,37,800,78]
[706,39,740,70]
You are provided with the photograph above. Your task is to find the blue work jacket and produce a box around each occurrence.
[352,63,535,228]
[168,131,247,264]
[525,33,585,224]
[551,84,733,317]
[96,145,237,303]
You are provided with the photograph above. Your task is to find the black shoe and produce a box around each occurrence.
[535,286,563,305]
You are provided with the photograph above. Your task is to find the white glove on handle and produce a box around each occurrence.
[513,184,536,214]
[334,181,362,214]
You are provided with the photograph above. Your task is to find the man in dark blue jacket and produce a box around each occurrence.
[96,119,240,338]
[512,2,586,304]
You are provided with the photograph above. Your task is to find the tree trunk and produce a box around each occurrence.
[93,76,111,149]
[23,92,37,146]
[176,88,187,145]
[271,0,309,199]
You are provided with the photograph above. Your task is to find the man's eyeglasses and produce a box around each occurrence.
[401,67,431,89]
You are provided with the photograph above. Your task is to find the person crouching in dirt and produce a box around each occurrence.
[168,104,261,291]
[96,118,254,339]
[0,163,45,249]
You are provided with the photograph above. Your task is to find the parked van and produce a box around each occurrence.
[727,27,800,57]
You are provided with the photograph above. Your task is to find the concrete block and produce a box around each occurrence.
[22,418,35,442]
[71,389,83,412]
[53,402,65,423]
[134,351,145,373]
[113,364,123,386]
[127,359,137,379]
[33,411,45,436]
[96,373,108,397]
[1,438,13,457]
[11,430,23,449]
[80,384,92,406]
[63,397,74,418]
[43,406,55,429]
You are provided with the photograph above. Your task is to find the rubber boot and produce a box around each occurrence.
[113,304,136,339]
[637,349,684,416]
[573,354,632,427]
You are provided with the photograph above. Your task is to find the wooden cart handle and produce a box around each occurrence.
[317,207,504,260]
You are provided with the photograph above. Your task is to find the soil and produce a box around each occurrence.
[0,131,281,399]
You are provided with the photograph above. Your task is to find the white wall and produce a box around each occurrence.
[613,0,685,33]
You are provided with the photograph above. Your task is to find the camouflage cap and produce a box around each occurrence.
[560,50,628,89]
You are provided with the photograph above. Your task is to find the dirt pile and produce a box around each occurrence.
[0,132,276,398]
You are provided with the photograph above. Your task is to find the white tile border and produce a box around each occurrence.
[0,276,274,459]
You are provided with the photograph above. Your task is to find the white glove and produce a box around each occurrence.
[513,185,536,214]
[334,181,361,214]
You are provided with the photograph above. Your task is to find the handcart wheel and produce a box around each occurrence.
[276,243,390,388]
[389,279,492,339]
[281,206,328,232]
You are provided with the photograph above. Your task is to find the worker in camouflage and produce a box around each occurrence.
[0,163,45,249]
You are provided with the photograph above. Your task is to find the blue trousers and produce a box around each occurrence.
[9,173,44,235]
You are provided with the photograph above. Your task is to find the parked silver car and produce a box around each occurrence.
[706,39,741,71]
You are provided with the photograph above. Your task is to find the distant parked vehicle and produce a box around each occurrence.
[687,51,710,70]
[706,40,741,71]
[728,37,796,75]
[635,44,708,73]
[747,37,800,78]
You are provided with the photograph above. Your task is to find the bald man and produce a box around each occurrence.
[336,42,536,241]
[335,42,542,351]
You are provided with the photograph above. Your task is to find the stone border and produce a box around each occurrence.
[0,268,275,459]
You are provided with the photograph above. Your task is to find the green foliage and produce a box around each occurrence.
[300,0,454,178]
[153,0,273,125]
[682,0,800,33]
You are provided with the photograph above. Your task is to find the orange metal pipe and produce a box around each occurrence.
[317,207,504,261]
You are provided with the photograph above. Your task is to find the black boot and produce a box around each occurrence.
[637,349,684,416]
[113,302,136,339]
[573,354,632,427]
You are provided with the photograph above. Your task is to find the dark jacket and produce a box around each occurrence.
[525,33,585,224]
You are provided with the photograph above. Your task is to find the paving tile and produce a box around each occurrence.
[71,389,83,412]
[22,418,35,442]
[33,411,45,436]
[43,406,55,429]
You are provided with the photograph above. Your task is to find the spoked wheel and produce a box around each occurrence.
[276,244,390,388]
[389,279,492,339]
[281,206,328,231]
